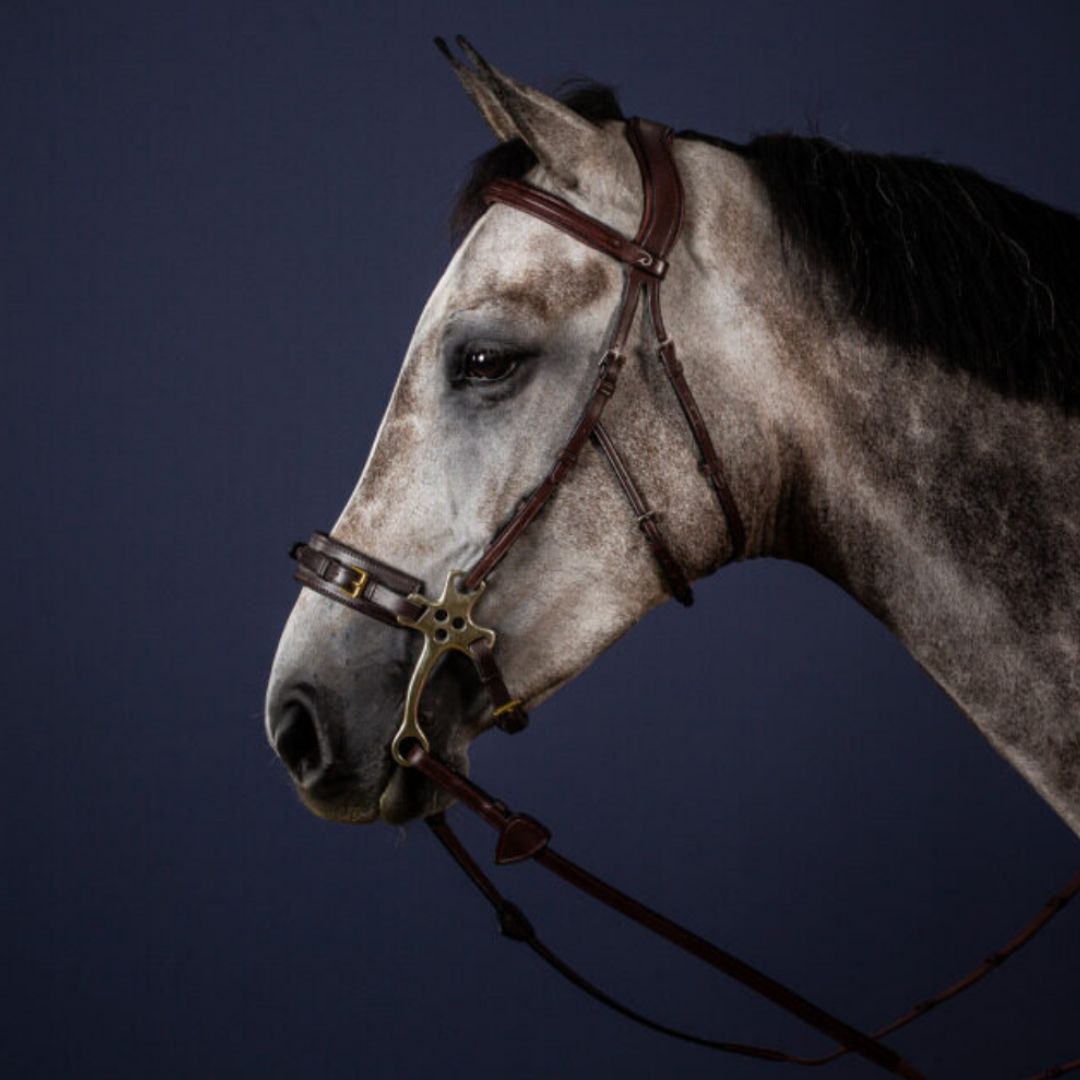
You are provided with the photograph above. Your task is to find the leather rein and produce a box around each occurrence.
[288,118,1079,1079]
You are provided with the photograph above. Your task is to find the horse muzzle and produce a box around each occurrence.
[265,598,489,824]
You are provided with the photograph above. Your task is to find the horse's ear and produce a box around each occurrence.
[434,37,519,143]
[435,36,606,189]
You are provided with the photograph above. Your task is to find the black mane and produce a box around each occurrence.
[452,83,1080,411]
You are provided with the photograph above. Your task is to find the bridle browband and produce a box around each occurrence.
[287,118,1079,1079]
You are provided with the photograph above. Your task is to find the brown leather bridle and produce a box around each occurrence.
[293,118,743,765]
[287,118,1079,1079]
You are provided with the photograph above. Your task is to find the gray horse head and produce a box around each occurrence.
[264,43,749,823]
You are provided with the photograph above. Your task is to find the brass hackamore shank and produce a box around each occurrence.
[391,570,495,766]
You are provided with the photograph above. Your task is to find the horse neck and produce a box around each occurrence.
[774,326,1080,836]
[674,139,1080,835]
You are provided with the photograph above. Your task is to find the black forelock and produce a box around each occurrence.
[450,82,1080,411]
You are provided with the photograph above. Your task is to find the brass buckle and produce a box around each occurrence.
[390,570,496,767]
[345,566,369,599]
[492,698,523,720]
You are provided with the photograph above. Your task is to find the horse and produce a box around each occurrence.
[266,42,1080,841]
[263,35,1080,1077]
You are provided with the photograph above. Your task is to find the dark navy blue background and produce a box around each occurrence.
[4,3,1079,1077]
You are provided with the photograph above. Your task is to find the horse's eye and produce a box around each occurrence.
[462,348,518,382]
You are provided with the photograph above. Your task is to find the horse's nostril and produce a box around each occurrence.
[274,700,322,782]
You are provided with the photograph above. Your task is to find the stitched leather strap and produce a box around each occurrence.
[592,420,693,605]
[625,118,685,263]
[653,309,746,558]
[625,118,747,560]
[292,532,425,627]
[484,178,668,276]
[468,638,528,733]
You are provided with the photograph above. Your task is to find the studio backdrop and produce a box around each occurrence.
[4,3,1079,1078]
